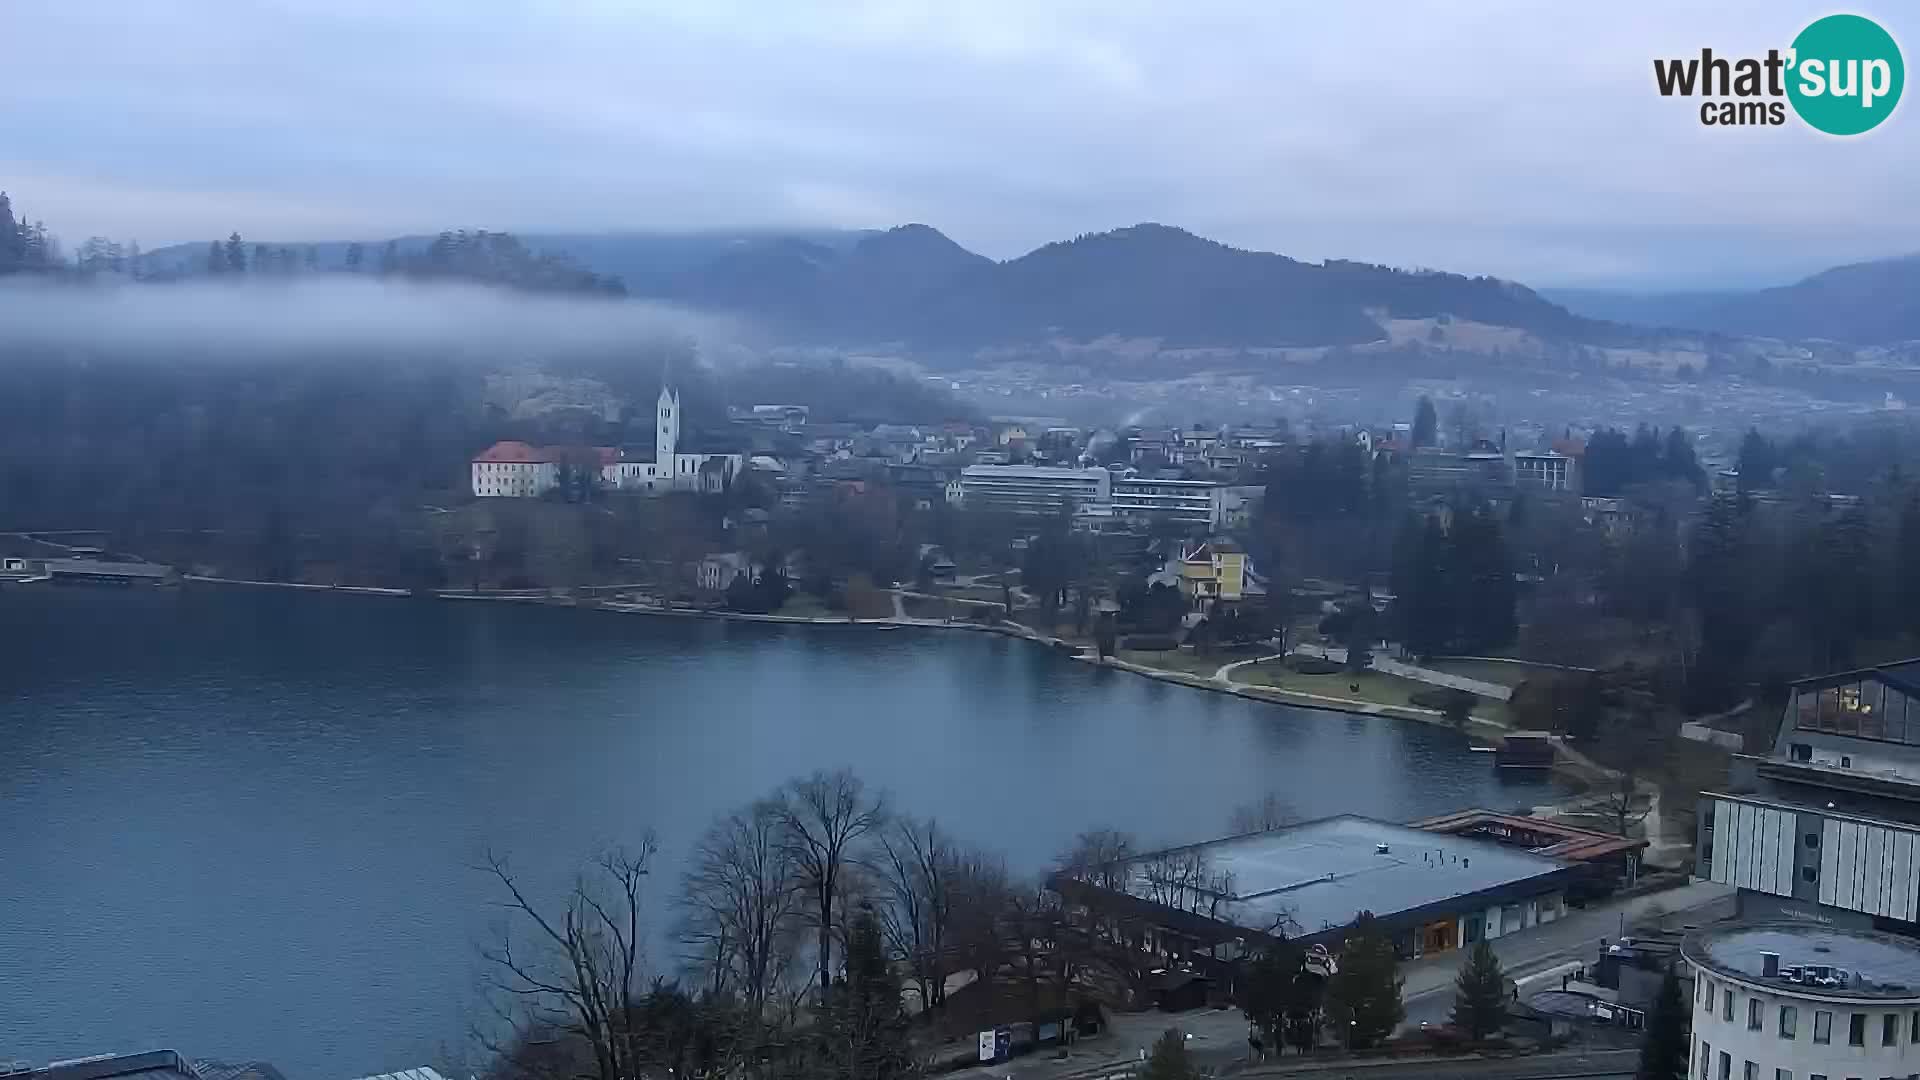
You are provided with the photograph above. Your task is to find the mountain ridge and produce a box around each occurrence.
[139,222,1613,349]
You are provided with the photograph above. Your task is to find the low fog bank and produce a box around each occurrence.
[0,276,738,360]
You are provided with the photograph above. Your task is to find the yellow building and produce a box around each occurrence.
[1177,540,1247,611]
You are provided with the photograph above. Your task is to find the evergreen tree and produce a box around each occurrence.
[1449,940,1507,1039]
[1411,396,1437,449]
[1242,939,1323,1056]
[253,242,271,273]
[1140,1028,1196,1080]
[0,191,23,272]
[1687,494,1754,708]
[1400,516,1453,658]
[344,242,365,271]
[225,232,247,274]
[824,907,914,1080]
[1324,912,1403,1050]
[1450,510,1517,652]
[1635,970,1689,1080]
[1737,429,1777,493]
[206,240,226,275]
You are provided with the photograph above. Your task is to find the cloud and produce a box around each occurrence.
[3,1,1919,287]
[0,277,734,360]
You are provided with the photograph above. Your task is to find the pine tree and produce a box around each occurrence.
[1140,1028,1196,1080]
[1324,912,1403,1050]
[225,232,247,274]
[1636,969,1689,1080]
[0,191,23,272]
[1411,396,1437,449]
[824,907,913,1080]
[1401,515,1453,658]
[344,242,364,271]
[1449,940,1506,1039]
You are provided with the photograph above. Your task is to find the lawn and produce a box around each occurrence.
[1116,648,1223,679]
[1231,660,1513,727]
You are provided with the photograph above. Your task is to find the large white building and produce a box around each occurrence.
[1686,922,1920,1080]
[1110,477,1223,528]
[472,386,743,498]
[955,464,1224,527]
[956,464,1111,516]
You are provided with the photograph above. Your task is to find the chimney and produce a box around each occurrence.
[1761,952,1780,977]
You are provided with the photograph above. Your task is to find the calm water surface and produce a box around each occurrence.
[0,588,1566,1076]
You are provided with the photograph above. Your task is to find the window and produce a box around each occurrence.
[1851,1012,1867,1046]
[1912,1010,1920,1042]
[1807,831,1821,848]
[1700,1042,1712,1080]
[1842,755,1853,768]
[1804,865,1820,883]
[1793,743,1813,761]
[1886,1013,1900,1046]
[1781,1005,1798,1038]
[1751,999,1764,1030]
[1726,991,1736,1022]
[1744,1065,1756,1080]
[1816,1010,1833,1043]
[1719,1051,1730,1080]
[1775,1072,1791,1080]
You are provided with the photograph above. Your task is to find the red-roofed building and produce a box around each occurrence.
[472,386,743,498]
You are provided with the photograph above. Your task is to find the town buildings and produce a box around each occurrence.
[471,386,743,499]
[1685,922,1920,1080]
[1111,477,1221,528]
[1697,658,1920,933]
[1174,539,1252,611]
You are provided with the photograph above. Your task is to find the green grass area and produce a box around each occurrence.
[1117,648,1222,679]
[775,594,835,618]
[1232,659,1512,727]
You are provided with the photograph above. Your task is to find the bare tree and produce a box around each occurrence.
[476,838,657,1080]
[676,799,802,1023]
[1227,793,1298,834]
[875,814,956,1013]
[779,769,888,1001]
[949,847,1013,992]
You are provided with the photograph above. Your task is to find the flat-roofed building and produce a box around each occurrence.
[957,464,1110,515]
[1111,477,1220,527]
[1048,814,1576,988]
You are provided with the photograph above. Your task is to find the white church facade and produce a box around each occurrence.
[471,386,744,499]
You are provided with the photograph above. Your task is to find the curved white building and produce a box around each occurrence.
[1685,923,1920,1080]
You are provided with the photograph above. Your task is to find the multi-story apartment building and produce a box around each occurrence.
[1110,477,1221,528]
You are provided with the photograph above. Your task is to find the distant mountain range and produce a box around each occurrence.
[140,224,1920,349]
[1545,253,1920,345]
[141,224,1605,349]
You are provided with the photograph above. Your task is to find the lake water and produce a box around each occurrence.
[0,588,1566,1077]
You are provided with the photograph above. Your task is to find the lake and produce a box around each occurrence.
[0,587,1566,1076]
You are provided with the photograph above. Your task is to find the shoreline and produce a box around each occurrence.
[179,575,1532,739]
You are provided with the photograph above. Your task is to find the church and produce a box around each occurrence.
[469,385,743,499]
[603,385,745,495]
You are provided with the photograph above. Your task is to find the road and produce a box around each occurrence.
[1399,878,1733,1028]
[1237,1048,1639,1078]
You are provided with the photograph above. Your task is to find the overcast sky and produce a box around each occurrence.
[5,1,1917,289]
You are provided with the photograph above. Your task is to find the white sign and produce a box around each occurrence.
[978,1031,996,1062]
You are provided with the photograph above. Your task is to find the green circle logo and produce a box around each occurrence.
[1787,14,1904,135]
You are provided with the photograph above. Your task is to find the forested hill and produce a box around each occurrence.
[1546,252,1920,346]
[138,222,1610,349]
[637,222,1608,348]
